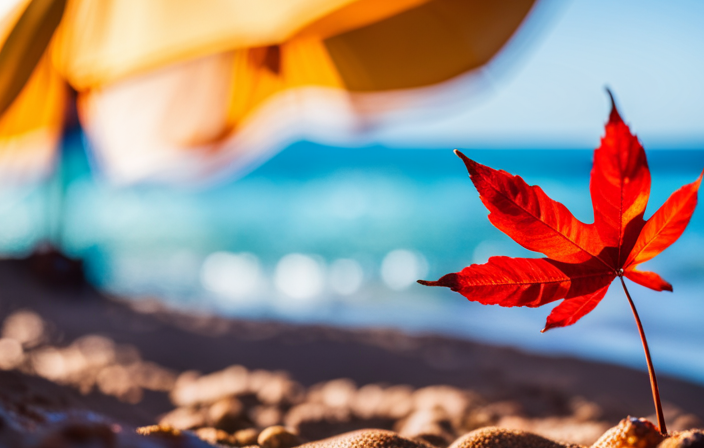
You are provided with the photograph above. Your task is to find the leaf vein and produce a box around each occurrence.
[467,272,613,287]
[484,177,612,269]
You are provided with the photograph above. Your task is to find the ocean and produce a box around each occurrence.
[2,140,703,385]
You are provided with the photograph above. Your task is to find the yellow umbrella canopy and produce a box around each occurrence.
[0,0,65,183]
[0,0,536,183]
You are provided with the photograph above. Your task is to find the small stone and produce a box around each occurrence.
[251,405,284,428]
[464,402,522,431]
[308,379,357,409]
[208,396,247,431]
[464,409,498,431]
[171,365,249,407]
[137,424,183,437]
[449,427,576,448]
[284,402,351,432]
[378,385,414,420]
[235,428,261,446]
[195,427,234,445]
[659,430,704,448]
[351,384,386,419]
[397,408,455,447]
[497,415,609,446]
[592,417,664,448]
[158,406,208,430]
[413,386,475,418]
[249,370,275,394]
[297,429,433,448]
[258,425,301,448]
[258,373,305,406]
[136,423,213,446]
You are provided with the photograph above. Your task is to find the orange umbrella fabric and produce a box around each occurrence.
[0,0,536,184]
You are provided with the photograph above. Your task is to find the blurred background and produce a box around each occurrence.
[0,0,703,390]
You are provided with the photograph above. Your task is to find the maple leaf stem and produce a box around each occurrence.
[619,276,667,435]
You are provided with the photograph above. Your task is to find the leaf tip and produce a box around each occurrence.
[605,87,623,125]
[418,274,459,289]
[453,149,478,175]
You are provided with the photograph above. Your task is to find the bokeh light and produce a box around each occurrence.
[381,249,428,291]
[201,252,262,301]
[274,254,325,302]
[328,258,364,296]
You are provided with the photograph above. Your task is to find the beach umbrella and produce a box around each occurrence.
[0,0,537,184]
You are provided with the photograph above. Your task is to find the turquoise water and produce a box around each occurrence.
[2,139,704,384]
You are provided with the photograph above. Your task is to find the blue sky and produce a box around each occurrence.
[383,0,704,150]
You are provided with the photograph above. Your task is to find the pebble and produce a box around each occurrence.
[194,427,234,445]
[136,424,183,437]
[297,428,434,448]
[249,370,276,395]
[464,402,522,431]
[159,406,208,430]
[351,384,386,419]
[497,416,610,446]
[136,423,216,447]
[172,365,249,407]
[591,417,664,448]
[448,427,579,448]
[257,372,304,406]
[309,379,357,409]
[208,396,247,432]
[659,429,704,448]
[235,428,262,446]
[413,386,476,419]
[285,402,352,430]
[377,385,414,420]
[258,425,302,448]
[251,405,285,428]
[396,408,456,447]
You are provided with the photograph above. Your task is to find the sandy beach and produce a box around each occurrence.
[0,258,702,447]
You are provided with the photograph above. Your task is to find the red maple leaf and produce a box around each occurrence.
[419,94,703,333]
